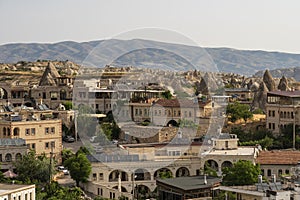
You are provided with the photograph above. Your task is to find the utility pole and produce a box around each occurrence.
[49,143,54,184]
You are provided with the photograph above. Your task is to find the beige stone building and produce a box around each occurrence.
[266,90,300,134]
[0,112,62,162]
[83,133,258,199]
[0,138,27,170]
[0,183,35,200]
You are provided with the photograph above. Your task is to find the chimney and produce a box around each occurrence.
[204,174,207,185]
[258,175,263,183]
[271,174,276,183]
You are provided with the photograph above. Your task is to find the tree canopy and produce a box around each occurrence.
[226,102,253,122]
[13,151,55,184]
[222,160,260,186]
[64,151,92,187]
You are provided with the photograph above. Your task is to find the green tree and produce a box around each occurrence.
[159,171,173,179]
[14,150,55,184]
[204,163,218,177]
[226,102,253,122]
[61,148,74,165]
[161,90,172,99]
[222,160,260,186]
[63,101,73,110]
[64,151,91,187]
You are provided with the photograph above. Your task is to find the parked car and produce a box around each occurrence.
[63,136,75,143]
[57,166,69,175]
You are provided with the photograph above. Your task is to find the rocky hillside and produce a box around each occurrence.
[1,39,300,76]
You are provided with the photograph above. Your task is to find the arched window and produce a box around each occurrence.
[13,127,20,136]
[5,153,12,162]
[15,153,22,161]
[7,128,11,136]
[3,127,6,136]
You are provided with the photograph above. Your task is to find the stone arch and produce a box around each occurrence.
[221,161,233,169]
[205,160,219,171]
[112,186,127,192]
[154,167,173,179]
[0,87,8,99]
[134,168,151,181]
[134,185,151,198]
[166,119,178,127]
[13,127,20,136]
[109,170,128,182]
[176,167,190,177]
[5,153,12,162]
[15,153,22,161]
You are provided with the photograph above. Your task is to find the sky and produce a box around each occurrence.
[1,0,300,53]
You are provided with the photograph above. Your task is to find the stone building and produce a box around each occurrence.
[0,138,27,171]
[0,110,62,162]
[0,183,36,200]
[266,90,300,134]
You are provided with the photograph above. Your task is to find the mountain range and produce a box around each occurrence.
[1,39,300,76]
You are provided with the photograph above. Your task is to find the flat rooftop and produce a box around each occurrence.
[0,183,35,196]
[267,90,300,98]
[206,147,257,156]
[157,175,221,191]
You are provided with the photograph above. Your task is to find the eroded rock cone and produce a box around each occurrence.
[277,75,290,91]
[263,69,275,91]
[252,81,269,111]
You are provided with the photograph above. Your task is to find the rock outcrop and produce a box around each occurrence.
[263,69,276,91]
[277,75,290,91]
[39,62,61,86]
[252,82,269,111]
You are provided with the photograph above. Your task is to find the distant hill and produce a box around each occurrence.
[1,39,300,76]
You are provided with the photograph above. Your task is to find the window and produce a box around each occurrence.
[5,153,12,162]
[272,123,275,130]
[268,110,271,117]
[31,128,35,135]
[45,127,49,134]
[45,142,49,149]
[93,173,97,181]
[32,143,35,149]
[189,111,192,117]
[225,141,229,148]
[51,127,55,134]
[268,123,272,129]
[272,110,275,117]
[135,109,138,115]
[99,173,104,180]
[51,141,55,148]
[267,169,272,176]
[25,128,30,136]
[13,127,20,136]
[285,169,290,174]
[15,153,22,161]
[139,109,142,115]
[159,110,161,116]
[3,127,6,136]
[278,169,282,175]
[0,154,2,162]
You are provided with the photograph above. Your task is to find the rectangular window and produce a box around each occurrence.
[272,110,275,117]
[268,123,272,129]
[45,142,49,149]
[31,128,35,135]
[178,111,181,116]
[93,173,97,181]
[189,111,192,117]
[272,123,275,130]
[268,110,271,117]
[135,109,138,115]
[32,143,35,149]
[51,141,55,148]
[0,154,2,162]
[45,127,49,134]
[99,173,104,180]
[51,127,55,134]
[95,104,99,109]
[25,128,30,136]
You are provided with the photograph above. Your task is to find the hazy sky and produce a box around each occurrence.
[1,0,300,53]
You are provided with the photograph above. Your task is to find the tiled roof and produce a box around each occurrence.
[154,98,208,108]
[267,90,300,98]
[256,150,300,165]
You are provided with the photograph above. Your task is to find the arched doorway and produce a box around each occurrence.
[167,120,178,127]
[221,161,233,169]
[134,168,151,181]
[154,168,173,179]
[60,89,67,100]
[13,127,20,136]
[134,185,151,200]
[109,170,128,182]
[205,160,219,171]
[176,167,190,177]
